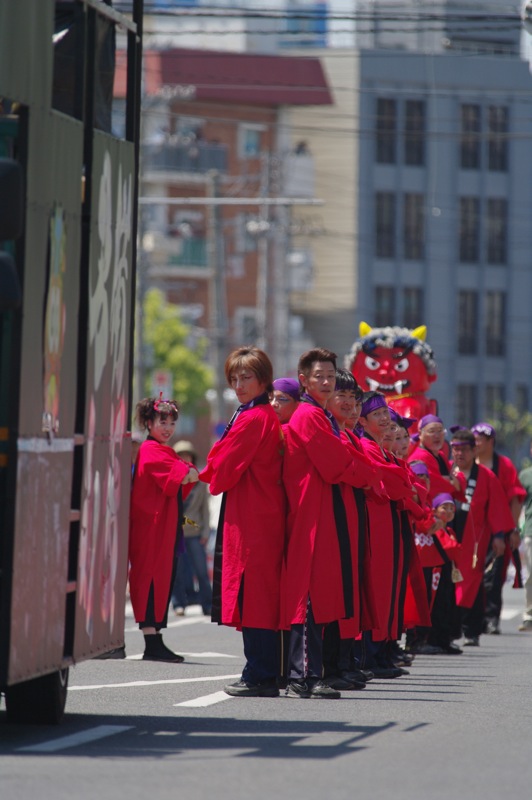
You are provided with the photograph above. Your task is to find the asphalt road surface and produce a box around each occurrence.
[1,584,531,800]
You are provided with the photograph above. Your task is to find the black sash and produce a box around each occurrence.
[453,462,479,543]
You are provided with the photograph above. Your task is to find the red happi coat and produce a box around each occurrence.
[408,444,466,503]
[453,463,515,608]
[282,402,383,627]
[359,438,431,639]
[129,439,192,623]
[337,430,383,638]
[200,403,286,630]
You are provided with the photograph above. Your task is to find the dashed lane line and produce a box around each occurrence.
[69,673,241,691]
[17,725,133,753]
[175,690,233,708]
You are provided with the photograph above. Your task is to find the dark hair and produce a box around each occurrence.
[334,368,361,397]
[135,397,179,430]
[450,428,475,448]
[224,346,273,393]
[298,347,337,378]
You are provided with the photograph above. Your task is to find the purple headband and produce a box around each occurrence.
[410,461,429,476]
[389,408,416,430]
[419,414,443,430]
[361,393,388,417]
[273,378,300,402]
[432,492,455,508]
[471,422,495,439]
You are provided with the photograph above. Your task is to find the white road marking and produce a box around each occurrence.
[501,608,521,620]
[175,690,232,708]
[69,673,240,691]
[17,725,132,753]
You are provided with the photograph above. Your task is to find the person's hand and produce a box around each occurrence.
[182,467,199,485]
[492,537,506,557]
[428,519,445,535]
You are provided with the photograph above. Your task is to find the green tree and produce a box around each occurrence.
[487,403,532,469]
[143,288,212,415]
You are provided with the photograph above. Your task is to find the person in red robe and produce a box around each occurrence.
[472,422,525,634]
[408,414,465,502]
[322,368,382,691]
[282,348,383,699]
[129,397,199,662]
[449,429,515,646]
[200,347,286,698]
[356,393,430,677]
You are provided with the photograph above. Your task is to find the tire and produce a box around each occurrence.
[4,668,69,724]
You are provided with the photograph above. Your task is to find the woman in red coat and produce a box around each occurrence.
[129,398,199,662]
[200,347,286,698]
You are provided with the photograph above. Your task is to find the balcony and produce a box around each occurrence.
[142,141,228,174]
[169,237,208,268]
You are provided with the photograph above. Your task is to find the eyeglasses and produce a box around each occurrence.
[271,396,295,405]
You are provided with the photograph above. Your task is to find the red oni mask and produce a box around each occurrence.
[352,346,435,398]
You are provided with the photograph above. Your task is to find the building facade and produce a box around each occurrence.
[290,47,532,426]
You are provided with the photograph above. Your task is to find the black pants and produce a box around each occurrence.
[428,562,456,648]
[484,552,505,621]
[461,583,486,639]
[288,599,324,680]
[322,622,353,677]
[240,627,279,684]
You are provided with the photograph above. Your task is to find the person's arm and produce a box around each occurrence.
[199,410,268,495]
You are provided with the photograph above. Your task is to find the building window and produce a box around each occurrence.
[376,98,396,164]
[403,287,424,329]
[460,104,481,169]
[238,124,264,158]
[516,384,529,413]
[404,100,425,166]
[457,290,478,354]
[234,307,259,343]
[486,198,507,265]
[459,197,480,262]
[485,290,506,356]
[485,384,505,419]
[375,286,396,327]
[403,193,425,260]
[488,106,508,172]
[456,384,478,428]
[375,192,396,258]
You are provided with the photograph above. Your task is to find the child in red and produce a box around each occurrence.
[408,489,461,654]
[129,397,199,662]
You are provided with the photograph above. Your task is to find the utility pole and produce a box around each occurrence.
[206,170,228,429]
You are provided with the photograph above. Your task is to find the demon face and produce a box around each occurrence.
[352,346,435,398]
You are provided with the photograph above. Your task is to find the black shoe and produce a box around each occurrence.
[323,674,366,691]
[94,646,126,660]
[485,618,501,635]
[142,634,185,663]
[412,643,444,655]
[463,636,480,647]
[224,680,279,698]
[285,679,341,699]
[370,666,403,679]
[440,643,463,655]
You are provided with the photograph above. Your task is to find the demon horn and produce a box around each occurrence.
[359,321,372,337]
[411,325,427,341]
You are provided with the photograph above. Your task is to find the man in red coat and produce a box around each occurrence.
[472,422,525,634]
[282,348,383,698]
[449,429,515,646]
[408,414,465,502]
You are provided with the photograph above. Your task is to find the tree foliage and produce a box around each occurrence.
[487,403,532,469]
[143,288,212,415]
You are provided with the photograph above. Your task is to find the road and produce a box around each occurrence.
[1,584,531,800]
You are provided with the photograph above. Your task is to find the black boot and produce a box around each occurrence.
[142,634,184,663]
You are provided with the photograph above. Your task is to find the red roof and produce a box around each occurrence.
[115,48,332,107]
